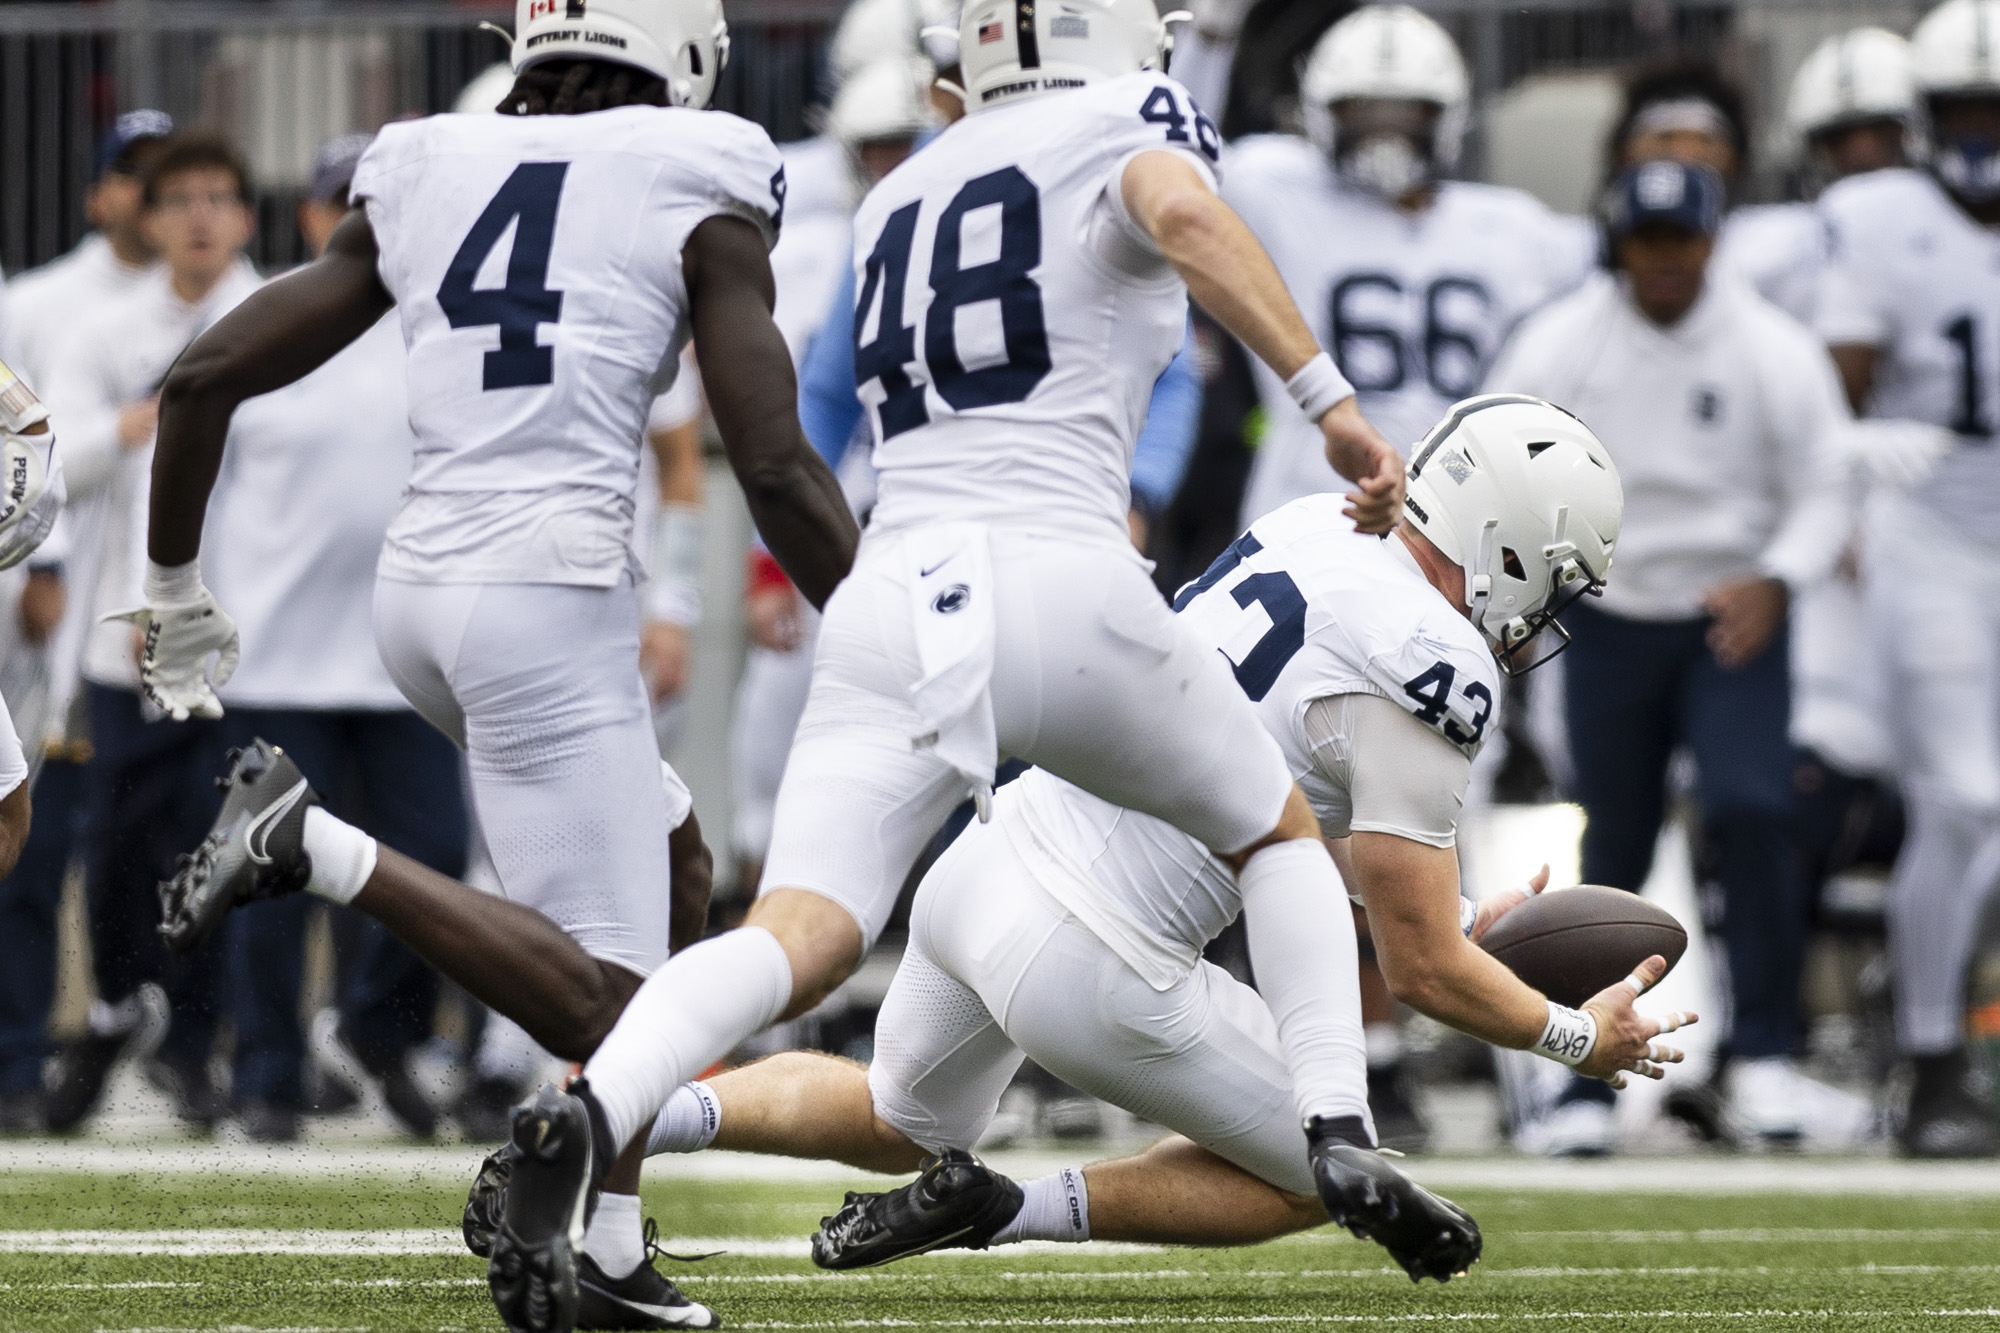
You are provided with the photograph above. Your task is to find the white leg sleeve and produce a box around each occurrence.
[583,926,794,1151]
[1239,838,1371,1132]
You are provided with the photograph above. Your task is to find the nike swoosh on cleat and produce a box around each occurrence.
[245,779,309,865]
[581,1289,716,1327]
[245,772,310,868]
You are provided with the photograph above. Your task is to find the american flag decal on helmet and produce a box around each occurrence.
[978,19,1004,43]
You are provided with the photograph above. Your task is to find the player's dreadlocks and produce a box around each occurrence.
[496,59,670,116]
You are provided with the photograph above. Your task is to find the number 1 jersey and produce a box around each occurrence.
[351,106,783,585]
[1816,166,2000,546]
[849,72,1218,540]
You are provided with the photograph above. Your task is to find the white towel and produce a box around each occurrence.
[904,522,998,820]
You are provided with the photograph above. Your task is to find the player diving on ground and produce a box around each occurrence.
[464,396,1694,1305]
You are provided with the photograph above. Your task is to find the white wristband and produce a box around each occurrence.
[1459,895,1478,939]
[1532,1001,1597,1067]
[144,558,205,608]
[646,502,704,626]
[1285,352,1355,424]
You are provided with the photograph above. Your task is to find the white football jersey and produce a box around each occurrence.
[850,72,1220,539]
[351,106,784,585]
[1817,167,2000,545]
[1002,493,1497,987]
[1222,135,1595,526]
[1714,202,1828,325]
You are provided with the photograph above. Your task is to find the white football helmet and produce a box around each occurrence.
[512,0,729,109]
[1403,395,1623,675]
[454,62,519,115]
[1300,4,1469,194]
[956,0,1180,113]
[827,56,941,177]
[1915,0,2000,200]
[1787,27,1917,141]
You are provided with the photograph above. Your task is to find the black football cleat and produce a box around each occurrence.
[158,740,320,954]
[811,1149,1024,1270]
[465,1137,521,1258]
[577,1225,720,1331]
[488,1079,616,1333]
[1307,1116,1481,1283]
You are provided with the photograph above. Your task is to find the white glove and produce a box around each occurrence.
[1843,419,1956,491]
[0,429,63,569]
[107,560,239,721]
[0,357,63,570]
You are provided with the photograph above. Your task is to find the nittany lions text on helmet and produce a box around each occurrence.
[1401,394,1622,674]
[954,0,1180,113]
[512,0,730,109]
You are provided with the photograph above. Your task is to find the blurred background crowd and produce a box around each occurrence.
[0,0,1995,1164]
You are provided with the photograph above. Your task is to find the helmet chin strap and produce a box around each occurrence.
[1467,517,1499,645]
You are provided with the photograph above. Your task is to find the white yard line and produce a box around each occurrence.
[6,1142,1999,1195]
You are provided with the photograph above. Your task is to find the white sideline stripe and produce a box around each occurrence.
[8,1227,1999,1257]
[19,1263,2000,1293]
[12,1142,2000,1195]
[80,1317,2000,1333]
[729,1314,2000,1329]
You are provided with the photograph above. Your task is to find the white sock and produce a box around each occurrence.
[1365,1022,1402,1070]
[647,1081,722,1155]
[302,807,378,906]
[992,1167,1088,1245]
[1239,837,1372,1129]
[581,1190,646,1280]
[584,926,793,1151]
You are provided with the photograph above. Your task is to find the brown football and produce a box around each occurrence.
[1476,885,1688,1007]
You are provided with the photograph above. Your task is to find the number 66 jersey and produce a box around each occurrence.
[350,106,784,587]
[851,70,1219,540]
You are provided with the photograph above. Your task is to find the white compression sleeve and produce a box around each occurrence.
[1239,837,1372,1131]
[583,925,793,1151]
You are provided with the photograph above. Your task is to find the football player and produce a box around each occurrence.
[1225,4,1594,527]
[500,0,1406,1327]
[1715,28,1918,323]
[136,0,858,1325]
[1815,0,2000,1158]
[465,399,1685,1296]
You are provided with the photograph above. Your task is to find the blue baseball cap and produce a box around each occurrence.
[307,133,375,204]
[94,109,174,179]
[1603,159,1724,239]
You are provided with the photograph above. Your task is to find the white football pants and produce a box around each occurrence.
[373,576,678,976]
[1867,494,2000,1054]
[726,617,818,864]
[871,814,1317,1196]
[760,524,1294,947]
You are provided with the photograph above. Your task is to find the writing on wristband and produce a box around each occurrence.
[1533,1002,1597,1067]
[1285,352,1355,424]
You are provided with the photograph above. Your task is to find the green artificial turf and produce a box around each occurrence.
[0,1170,1997,1331]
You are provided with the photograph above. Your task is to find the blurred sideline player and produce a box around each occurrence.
[43,135,262,1133]
[1816,0,2000,1158]
[0,110,170,1132]
[0,359,68,899]
[504,0,1427,1324]
[1714,29,1918,326]
[197,135,470,1144]
[1768,30,1922,999]
[1221,3,1591,1147]
[139,0,858,1325]
[1227,5,1593,528]
[525,402,1692,1300]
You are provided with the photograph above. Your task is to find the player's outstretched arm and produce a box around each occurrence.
[1342,831,1690,1086]
[151,208,392,568]
[1121,151,1404,533]
[683,215,858,609]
